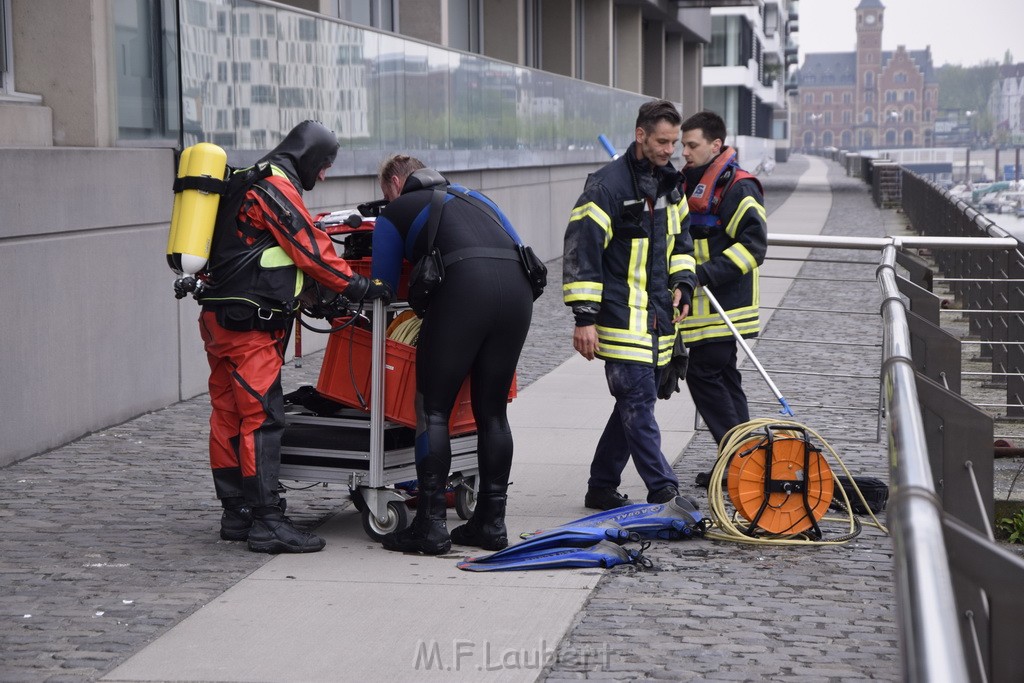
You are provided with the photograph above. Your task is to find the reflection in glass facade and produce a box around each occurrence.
[175,0,650,173]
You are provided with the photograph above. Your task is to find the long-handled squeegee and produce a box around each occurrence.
[702,286,794,417]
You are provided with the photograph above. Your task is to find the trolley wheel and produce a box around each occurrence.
[455,481,477,521]
[349,488,367,513]
[361,501,410,541]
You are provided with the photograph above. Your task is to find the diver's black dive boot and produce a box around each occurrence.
[381,475,450,555]
[450,493,508,550]
[219,497,253,541]
[247,507,325,554]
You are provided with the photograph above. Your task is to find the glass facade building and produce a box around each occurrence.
[113,0,654,173]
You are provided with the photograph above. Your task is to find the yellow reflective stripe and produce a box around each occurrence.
[563,281,603,304]
[260,246,295,268]
[686,300,760,322]
[670,253,696,275]
[666,203,681,235]
[569,202,612,248]
[257,247,302,297]
[597,325,656,347]
[682,323,757,344]
[725,196,766,239]
[594,334,676,364]
[724,243,757,273]
[694,238,710,266]
[628,240,648,331]
[598,346,654,363]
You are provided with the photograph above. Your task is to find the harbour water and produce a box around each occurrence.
[983,210,1024,241]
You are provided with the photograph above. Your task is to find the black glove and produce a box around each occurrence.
[345,273,392,305]
[363,278,393,304]
[657,334,689,400]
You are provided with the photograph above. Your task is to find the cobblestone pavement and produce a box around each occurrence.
[543,158,902,681]
[0,156,891,683]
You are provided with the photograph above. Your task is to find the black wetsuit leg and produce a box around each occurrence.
[415,258,533,493]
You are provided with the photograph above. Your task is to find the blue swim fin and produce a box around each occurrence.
[522,496,710,541]
[457,540,649,572]
[459,525,638,567]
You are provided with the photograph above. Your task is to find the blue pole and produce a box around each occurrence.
[598,134,619,160]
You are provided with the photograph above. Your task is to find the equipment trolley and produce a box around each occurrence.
[279,299,480,541]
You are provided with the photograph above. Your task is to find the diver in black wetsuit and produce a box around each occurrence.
[371,154,534,555]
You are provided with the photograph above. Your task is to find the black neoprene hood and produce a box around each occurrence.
[259,120,339,191]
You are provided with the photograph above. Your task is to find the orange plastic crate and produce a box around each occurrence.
[317,323,516,436]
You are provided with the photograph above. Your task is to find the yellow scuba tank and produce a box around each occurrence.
[167,142,228,275]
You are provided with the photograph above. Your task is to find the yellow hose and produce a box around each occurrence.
[704,418,889,545]
[387,314,422,346]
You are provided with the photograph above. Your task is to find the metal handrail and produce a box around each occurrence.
[764,231,1021,682]
[878,245,971,682]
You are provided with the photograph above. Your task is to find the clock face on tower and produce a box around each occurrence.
[865,13,876,24]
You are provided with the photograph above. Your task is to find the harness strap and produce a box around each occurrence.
[442,246,520,266]
[173,175,227,194]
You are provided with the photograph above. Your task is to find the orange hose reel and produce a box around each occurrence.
[726,427,833,537]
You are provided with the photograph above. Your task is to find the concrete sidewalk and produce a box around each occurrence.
[99,157,835,682]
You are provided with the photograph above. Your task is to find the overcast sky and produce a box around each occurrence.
[797,0,1024,68]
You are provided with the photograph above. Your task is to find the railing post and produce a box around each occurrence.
[1008,249,1024,418]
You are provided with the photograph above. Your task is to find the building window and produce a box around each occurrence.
[843,110,852,123]
[904,130,914,145]
[842,130,852,147]
[864,71,874,87]
[336,0,395,32]
[863,109,873,123]
[843,92,852,104]
[823,131,833,147]
[824,93,832,105]
[113,0,179,142]
[804,93,813,105]
[251,84,276,104]
[824,112,832,124]
[524,0,540,69]
[885,90,896,103]
[905,90,915,102]
[895,72,907,84]
[903,108,914,123]
[449,0,481,53]
[0,0,9,92]
[705,15,753,67]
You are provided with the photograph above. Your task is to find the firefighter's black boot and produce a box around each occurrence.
[381,474,450,555]
[450,493,508,550]
[247,505,325,554]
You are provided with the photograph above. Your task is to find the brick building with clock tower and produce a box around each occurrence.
[792,0,938,151]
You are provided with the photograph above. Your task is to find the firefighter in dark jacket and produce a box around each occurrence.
[198,120,391,553]
[563,100,698,511]
[677,110,768,470]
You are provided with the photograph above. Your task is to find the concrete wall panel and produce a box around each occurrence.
[0,224,180,466]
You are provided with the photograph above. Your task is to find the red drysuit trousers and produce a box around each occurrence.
[199,309,289,510]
